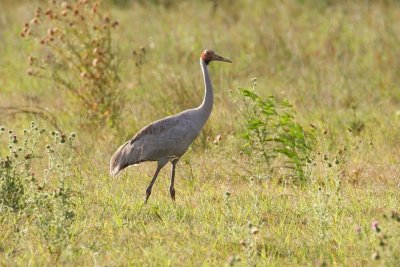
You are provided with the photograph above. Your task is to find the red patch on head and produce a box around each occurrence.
[201,49,214,62]
[201,51,207,60]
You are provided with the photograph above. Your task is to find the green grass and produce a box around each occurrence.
[1,0,400,266]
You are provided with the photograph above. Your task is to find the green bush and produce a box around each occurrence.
[0,122,76,258]
[239,80,314,182]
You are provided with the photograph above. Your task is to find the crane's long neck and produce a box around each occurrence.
[195,58,213,125]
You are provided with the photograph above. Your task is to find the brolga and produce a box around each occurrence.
[110,49,232,203]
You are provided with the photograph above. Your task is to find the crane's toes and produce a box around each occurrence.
[145,190,151,204]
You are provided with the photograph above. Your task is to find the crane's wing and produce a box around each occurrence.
[110,114,197,177]
[130,115,181,144]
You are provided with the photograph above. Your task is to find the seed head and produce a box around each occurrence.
[371,251,380,260]
[61,2,70,9]
[371,221,380,233]
[92,58,99,67]
[251,227,259,235]
[30,18,39,25]
[112,21,119,28]
[28,56,36,65]
[391,211,400,222]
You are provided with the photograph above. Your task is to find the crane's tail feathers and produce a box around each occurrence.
[110,141,137,178]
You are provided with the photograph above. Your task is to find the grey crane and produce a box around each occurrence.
[110,49,232,203]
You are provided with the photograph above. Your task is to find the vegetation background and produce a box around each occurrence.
[0,0,399,265]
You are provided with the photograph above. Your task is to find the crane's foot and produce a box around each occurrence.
[145,189,151,204]
[170,187,175,201]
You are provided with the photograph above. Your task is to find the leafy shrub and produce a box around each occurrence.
[22,0,122,127]
[239,80,314,182]
[0,122,76,258]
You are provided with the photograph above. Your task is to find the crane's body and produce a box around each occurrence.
[110,110,202,173]
[110,50,231,203]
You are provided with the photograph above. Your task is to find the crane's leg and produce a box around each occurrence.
[169,159,179,201]
[145,160,167,204]
[145,166,161,204]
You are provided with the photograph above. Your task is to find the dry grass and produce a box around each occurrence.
[1,0,400,266]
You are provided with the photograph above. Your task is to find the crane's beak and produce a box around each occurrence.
[213,54,232,63]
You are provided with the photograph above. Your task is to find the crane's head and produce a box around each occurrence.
[201,49,232,65]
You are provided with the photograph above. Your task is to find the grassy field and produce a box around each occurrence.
[1,0,400,266]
